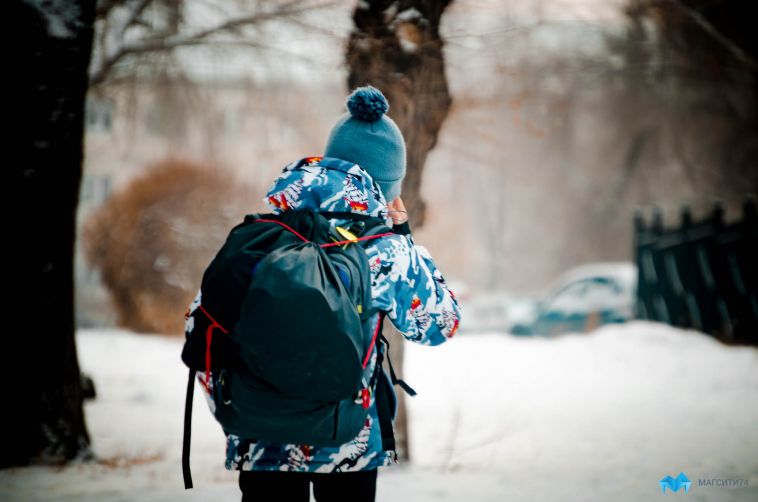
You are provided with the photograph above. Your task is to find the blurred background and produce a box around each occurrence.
[74,0,756,331]
[4,0,757,501]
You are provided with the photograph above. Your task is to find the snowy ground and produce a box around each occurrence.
[1,321,757,501]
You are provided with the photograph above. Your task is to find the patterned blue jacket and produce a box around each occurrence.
[187,155,461,473]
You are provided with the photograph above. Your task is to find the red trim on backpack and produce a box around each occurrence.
[197,304,229,392]
[362,312,385,369]
[253,219,310,243]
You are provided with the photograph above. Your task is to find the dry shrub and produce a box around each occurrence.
[96,451,164,469]
[83,157,253,335]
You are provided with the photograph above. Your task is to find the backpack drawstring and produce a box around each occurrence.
[254,218,393,248]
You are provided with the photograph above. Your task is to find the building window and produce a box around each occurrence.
[81,174,112,205]
[85,97,113,133]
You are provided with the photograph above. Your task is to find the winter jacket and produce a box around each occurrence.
[186,155,461,473]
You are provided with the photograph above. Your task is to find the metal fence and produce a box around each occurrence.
[634,195,757,345]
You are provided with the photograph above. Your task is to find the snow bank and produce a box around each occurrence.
[404,321,758,500]
[1,321,756,501]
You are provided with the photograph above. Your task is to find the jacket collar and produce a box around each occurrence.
[263,156,388,219]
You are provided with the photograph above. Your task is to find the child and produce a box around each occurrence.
[204,85,461,502]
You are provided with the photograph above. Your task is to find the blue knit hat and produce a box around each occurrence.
[324,85,406,202]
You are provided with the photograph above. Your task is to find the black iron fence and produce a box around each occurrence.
[634,195,757,345]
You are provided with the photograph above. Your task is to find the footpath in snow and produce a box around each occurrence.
[0,320,756,501]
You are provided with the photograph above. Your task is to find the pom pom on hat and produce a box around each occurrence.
[324,85,406,201]
[346,85,389,122]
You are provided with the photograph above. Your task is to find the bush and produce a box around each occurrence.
[83,157,254,334]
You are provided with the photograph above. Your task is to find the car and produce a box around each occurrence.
[457,292,538,334]
[510,262,638,336]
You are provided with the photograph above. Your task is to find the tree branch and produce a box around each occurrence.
[121,0,153,35]
[90,0,340,87]
[669,0,758,69]
[96,0,122,19]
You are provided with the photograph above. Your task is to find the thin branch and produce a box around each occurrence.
[90,0,340,87]
[96,0,122,18]
[170,1,337,43]
[669,0,758,69]
[121,0,153,36]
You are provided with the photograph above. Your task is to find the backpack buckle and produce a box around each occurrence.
[361,388,371,409]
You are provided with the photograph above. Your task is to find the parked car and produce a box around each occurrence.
[458,292,538,334]
[510,262,638,336]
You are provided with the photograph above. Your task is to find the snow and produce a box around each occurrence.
[1,321,757,501]
[396,8,423,23]
[404,322,758,500]
[398,37,419,54]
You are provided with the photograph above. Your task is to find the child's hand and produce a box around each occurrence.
[387,196,409,225]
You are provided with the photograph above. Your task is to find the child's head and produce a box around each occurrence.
[324,85,406,202]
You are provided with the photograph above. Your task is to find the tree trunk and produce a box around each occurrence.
[347,0,454,230]
[4,0,95,467]
[345,0,454,461]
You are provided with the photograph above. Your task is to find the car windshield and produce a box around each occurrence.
[544,277,626,313]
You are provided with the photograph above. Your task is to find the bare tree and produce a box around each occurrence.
[5,0,97,467]
[87,0,342,156]
[344,0,455,461]
[89,0,338,88]
[621,0,758,197]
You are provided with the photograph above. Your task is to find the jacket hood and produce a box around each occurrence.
[263,156,389,219]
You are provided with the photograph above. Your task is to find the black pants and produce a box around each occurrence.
[239,469,377,502]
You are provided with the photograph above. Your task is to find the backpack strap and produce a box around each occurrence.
[378,333,417,396]
[373,346,397,456]
[359,220,394,239]
[367,315,397,455]
[182,368,196,489]
[367,316,418,456]
[318,211,392,233]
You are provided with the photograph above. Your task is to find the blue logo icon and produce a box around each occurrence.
[660,472,691,494]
